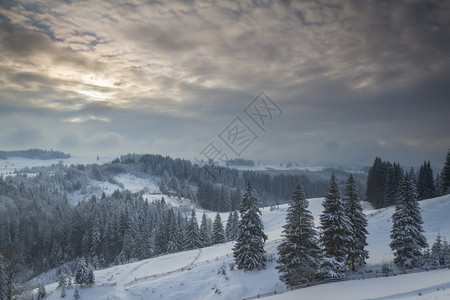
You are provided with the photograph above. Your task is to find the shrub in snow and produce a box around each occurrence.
[317,256,347,279]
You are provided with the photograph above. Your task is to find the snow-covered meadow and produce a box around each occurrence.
[36,193,450,300]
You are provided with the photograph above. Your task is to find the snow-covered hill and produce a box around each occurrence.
[35,194,450,300]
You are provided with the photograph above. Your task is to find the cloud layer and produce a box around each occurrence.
[0,0,449,166]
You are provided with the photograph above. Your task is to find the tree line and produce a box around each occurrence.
[366,149,450,208]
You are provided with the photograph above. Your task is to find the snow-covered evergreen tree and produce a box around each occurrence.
[87,264,95,285]
[225,210,240,241]
[212,213,226,245]
[73,285,80,299]
[225,212,234,242]
[443,238,450,266]
[390,174,428,269]
[442,149,450,194]
[200,212,211,247]
[276,184,320,287]
[417,161,435,200]
[37,283,46,299]
[430,233,444,266]
[0,254,7,300]
[344,174,369,271]
[74,257,88,285]
[58,274,66,289]
[61,285,66,298]
[318,173,352,278]
[233,182,267,271]
[184,209,202,250]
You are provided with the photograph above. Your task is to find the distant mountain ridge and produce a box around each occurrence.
[0,148,71,160]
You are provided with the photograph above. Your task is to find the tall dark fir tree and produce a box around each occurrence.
[344,174,369,271]
[318,173,352,278]
[212,213,226,245]
[276,184,320,287]
[390,174,427,269]
[233,182,267,271]
[417,161,435,200]
[441,149,450,195]
[0,254,7,300]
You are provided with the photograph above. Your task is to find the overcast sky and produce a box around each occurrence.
[0,0,449,167]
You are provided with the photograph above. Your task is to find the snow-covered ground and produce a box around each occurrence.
[0,156,112,176]
[36,194,450,300]
[265,268,450,300]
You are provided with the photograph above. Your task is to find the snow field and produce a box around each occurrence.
[39,190,450,299]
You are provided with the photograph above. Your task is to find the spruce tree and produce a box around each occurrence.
[0,254,7,300]
[435,174,442,197]
[58,274,66,289]
[73,285,80,299]
[390,174,428,269]
[441,149,450,194]
[233,182,267,271]
[225,210,240,241]
[184,209,202,250]
[366,157,386,208]
[74,257,88,285]
[417,161,435,200]
[212,213,226,245]
[225,212,234,242]
[318,173,352,278]
[344,174,369,271]
[61,285,66,298]
[199,212,211,247]
[276,184,320,287]
[37,283,46,299]
[87,264,95,285]
[430,233,444,266]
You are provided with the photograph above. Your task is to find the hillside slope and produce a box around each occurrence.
[38,195,450,300]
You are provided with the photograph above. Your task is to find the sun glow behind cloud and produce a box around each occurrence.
[0,0,449,165]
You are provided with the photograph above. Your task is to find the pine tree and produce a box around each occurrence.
[390,174,428,269]
[430,233,444,266]
[443,238,450,266]
[344,174,369,271]
[231,210,240,239]
[435,174,442,197]
[408,167,417,185]
[276,184,320,287]
[154,221,168,255]
[366,157,386,208]
[184,209,202,250]
[441,149,450,194]
[37,283,46,299]
[67,277,73,289]
[87,264,95,285]
[61,285,66,298]
[417,161,435,200]
[233,182,267,271]
[0,254,7,300]
[58,274,66,289]
[319,173,352,278]
[73,285,80,299]
[212,213,226,245]
[225,212,234,242]
[200,212,211,247]
[74,257,88,285]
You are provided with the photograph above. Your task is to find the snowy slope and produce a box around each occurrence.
[265,268,450,300]
[0,156,112,176]
[38,194,450,300]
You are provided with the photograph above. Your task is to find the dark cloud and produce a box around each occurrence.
[0,0,448,166]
